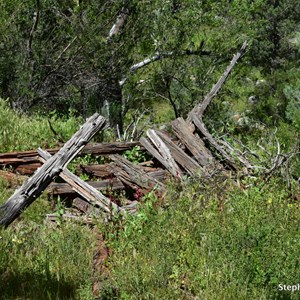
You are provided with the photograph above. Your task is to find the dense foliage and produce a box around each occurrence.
[0,1,299,299]
[0,0,299,132]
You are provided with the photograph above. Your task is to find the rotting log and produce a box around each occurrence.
[38,149,123,215]
[0,113,106,227]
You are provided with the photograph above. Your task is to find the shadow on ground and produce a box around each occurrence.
[0,269,77,300]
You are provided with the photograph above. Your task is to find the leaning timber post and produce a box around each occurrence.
[0,113,106,228]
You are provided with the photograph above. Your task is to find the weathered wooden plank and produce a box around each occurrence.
[145,129,182,178]
[82,141,142,155]
[0,113,106,227]
[191,113,238,171]
[171,117,215,167]
[48,178,125,195]
[108,154,165,192]
[46,213,94,225]
[38,149,123,216]
[15,163,42,175]
[78,162,159,178]
[48,169,166,195]
[73,197,91,213]
[0,141,142,166]
[155,130,202,176]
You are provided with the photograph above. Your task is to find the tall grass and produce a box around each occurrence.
[0,178,97,300]
[0,98,299,299]
[0,101,97,299]
[0,99,82,152]
[99,177,300,300]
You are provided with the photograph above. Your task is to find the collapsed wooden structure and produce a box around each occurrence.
[0,42,251,227]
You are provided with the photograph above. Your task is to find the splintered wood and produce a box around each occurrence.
[0,42,250,227]
[0,114,107,227]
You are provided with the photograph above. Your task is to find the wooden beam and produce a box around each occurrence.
[155,130,202,176]
[0,141,142,167]
[48,169,166,195]
[145,129,182,178]
[38,149,123,216]
[191,113,238,171]
[108,154,165,192]
[171,117,216,167]
[187,41,248,124]
[0,113,106,227]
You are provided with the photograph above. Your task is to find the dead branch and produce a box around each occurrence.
[187,41,248,124]
[107,7,129,40]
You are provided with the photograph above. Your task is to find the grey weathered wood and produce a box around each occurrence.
[38,149,123,215]
[46,213,94,225]
[0,113,106,227]
[187,41,248,125]
[191,113,238,171]
[73,197,91,213]
[48,169,167,195]
[0,141,142,167]
[171,117,216,167]
[108,154,165,192]
[155,130,202,176]
[218,139,252,171]
[146,129,182,178]
[78,162,159,178]
[48,178,124,195]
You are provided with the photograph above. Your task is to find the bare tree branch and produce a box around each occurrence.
[27,0,40,53]
[187,41,248,123]
[107,7,129,40]
[119,49,212,87]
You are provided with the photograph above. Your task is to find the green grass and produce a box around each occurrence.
[0,99,82,152]
[0,178,97,300]
[99,177,300,300]
[0,98,299,299]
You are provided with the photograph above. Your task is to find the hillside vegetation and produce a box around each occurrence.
[0,100,299,299]
[0,0,299,299]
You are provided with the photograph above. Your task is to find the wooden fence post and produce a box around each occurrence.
[0,113,106,227]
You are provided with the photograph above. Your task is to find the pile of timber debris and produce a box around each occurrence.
[0,42,253,228]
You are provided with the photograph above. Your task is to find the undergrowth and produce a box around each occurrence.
[99,177,300,300]
[0,99,82,152]
[0,99,299,299]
